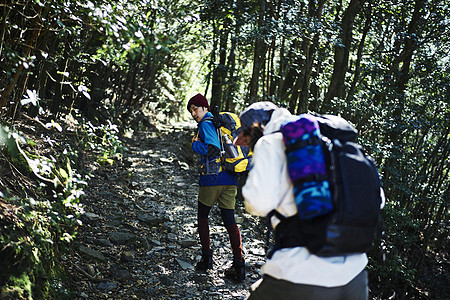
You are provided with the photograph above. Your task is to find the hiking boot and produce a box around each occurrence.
[225,258,245,282]
[196,251,213,271]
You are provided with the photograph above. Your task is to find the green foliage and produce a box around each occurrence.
[368,202,423,297]
[0,127,79,297]
[0,271,33,300]
[81,120,125,165]
[0,117,121,298]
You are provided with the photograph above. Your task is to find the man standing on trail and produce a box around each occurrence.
[234,102,369,299]
[187,93,245,282]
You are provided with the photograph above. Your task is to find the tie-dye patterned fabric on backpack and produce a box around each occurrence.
[281,114,333,220]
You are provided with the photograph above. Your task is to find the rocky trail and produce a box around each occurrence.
[62,122,268,299]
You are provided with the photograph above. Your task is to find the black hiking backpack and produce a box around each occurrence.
[269,114,383,257]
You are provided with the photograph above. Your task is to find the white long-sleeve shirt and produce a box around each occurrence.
[242,108,367,287]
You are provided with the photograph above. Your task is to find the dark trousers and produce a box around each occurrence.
[248,270,368,300]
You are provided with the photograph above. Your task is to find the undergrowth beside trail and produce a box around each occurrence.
[0,113,124,299]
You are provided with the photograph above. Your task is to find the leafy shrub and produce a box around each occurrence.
[368,202,422,298]
[81,120,125,165]
[0,118,122,298]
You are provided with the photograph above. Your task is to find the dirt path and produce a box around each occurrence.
[62,122,268,299]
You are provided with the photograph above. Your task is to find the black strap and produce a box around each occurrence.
[265,210,282,257]
[265,213,311,258]
[265,217,273,253]
[202,116,214,124]
[267,209,286,221]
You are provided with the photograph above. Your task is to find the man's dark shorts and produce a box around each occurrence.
[198,185,237,209]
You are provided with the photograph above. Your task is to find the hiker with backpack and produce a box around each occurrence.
[235,101,384,300]
[187,93,245,282]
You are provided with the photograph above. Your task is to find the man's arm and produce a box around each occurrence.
[192,121,220,156]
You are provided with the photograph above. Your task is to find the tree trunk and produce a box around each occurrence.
[382,0,425,189]
[309,46,324,113]
[279,39,300,110]
[323,0,362,110]
[389,0,425,140]
[248,0,267,103]
[288,39,307,113]
[0,4,43,114]
[211,10,231,110]
[205,20,218,102]
[346,4,372,103]
[224,1,243,113]
[296,0,327,114]
[224,38,236,112]
[266,0,282,98]
[297,33,319,114]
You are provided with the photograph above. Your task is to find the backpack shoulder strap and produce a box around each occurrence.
[202,116,214,123]
[267,210,287,221]
[266,210,287,258]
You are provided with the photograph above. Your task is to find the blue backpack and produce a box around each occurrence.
[270,114,382,257]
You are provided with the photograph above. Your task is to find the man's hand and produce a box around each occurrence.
[192,135,199,143]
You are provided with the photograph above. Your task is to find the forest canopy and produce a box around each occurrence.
[1,0,449,298]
